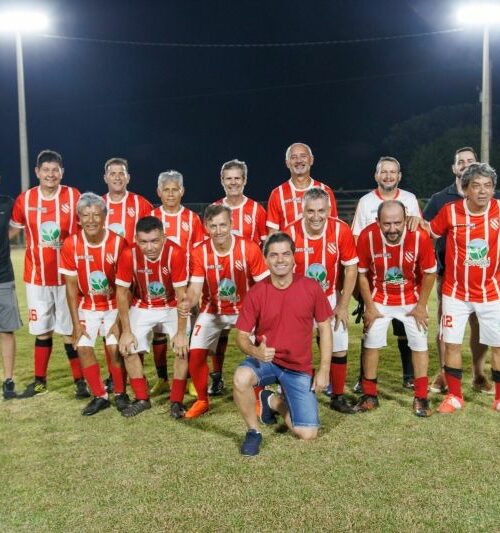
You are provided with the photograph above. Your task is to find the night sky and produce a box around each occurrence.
[0,0,498,204]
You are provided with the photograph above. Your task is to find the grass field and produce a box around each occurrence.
[1,248,499,532]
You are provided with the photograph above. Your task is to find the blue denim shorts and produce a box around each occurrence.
[239,357,319,428]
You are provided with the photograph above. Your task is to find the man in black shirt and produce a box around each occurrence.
[0,183,23,399]
[423,147,500,395]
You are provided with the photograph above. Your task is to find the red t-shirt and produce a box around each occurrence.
[236,275,333,374]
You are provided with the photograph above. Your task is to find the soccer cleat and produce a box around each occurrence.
[114,393,131,412]
[208,371,225,396]
[471,375,494,395]
[75,379,91,399]
[19,380,48,398]
[187,380,198,398]
[82,397,110,416]
[184,399,209,419]
[2,379,17,400]
[104,376,114,394]
[430,373,448,394]
[492,399,500,412]
[413,397,432,417]
[121,399,151,417]
[170,402,186,419]
[258,389,278,425]
[402,377,415,390]
[437,394,464,414]
[240,429,262,457]
[352,394,379,413]
[150,379,170,397]
[330,394,355,414]
[352,379,363,394]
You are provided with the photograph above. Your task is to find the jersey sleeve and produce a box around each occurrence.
[417,230,437,273]
[256,203,268,243]
[235,286,259,333]
[59,236,77,276]
[266,188,282,230]
[10,192,26,228]
[247,241,270,282]
[170,244,188,287]
[115,246,134,287]
[356,229,371,273]
[338,223,359,266]
[429,205,450,238]
[312,282,333,323]
[189,246,205,283]
[192,213,207,247]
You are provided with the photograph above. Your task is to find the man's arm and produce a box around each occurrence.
[235,330,275,362]
[171,286,189,358]
[333,264,357,331]
[64,274,88,348]
[358,272,383,332]
[116,285,137,355]
[406,272,435,331]
[312,318,333,392]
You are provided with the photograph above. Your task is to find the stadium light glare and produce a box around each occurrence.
[457,3,500,26]
[0,10,49,33]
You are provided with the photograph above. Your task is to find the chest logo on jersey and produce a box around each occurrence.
[89,271,111,295]
[181,221,190,232]
[327,243,337,255]
[106,253,116,265]
[218,278,239,302]
[244,214,253,225]
[465,239,490,267]
[127,207,136,217]
[148,281,166,297]
[39,221,62,248]
[306,263,329,291]
[490,218,499,230]
[162,267,169,275]
[235,260,244,271]
[61,203,70,214]
[108,223,125,237]
[163,222,170,229]
[404,252,414,263]
[384,267,406,285]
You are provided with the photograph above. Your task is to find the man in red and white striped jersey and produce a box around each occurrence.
[179,204,269,418]
[9,150,87,399]
[356,200,436,417]
[115,216,190,418]
[428,163,500,414]
[285,188,358,413]
[266,142,338,233]
[60,192,148,416]
[210,159,268,396]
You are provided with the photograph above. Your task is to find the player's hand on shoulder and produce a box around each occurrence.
[406,216,421,232]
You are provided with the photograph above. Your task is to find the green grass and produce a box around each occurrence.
[1,248,499,532]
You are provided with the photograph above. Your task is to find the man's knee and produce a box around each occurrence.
[233,367,257,391]
[292,426,318,441]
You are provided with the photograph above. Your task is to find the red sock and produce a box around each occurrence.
[34,338,53,379]
[130,377,149,401]
[110,366,125,394]
[254,385,264,400]
[64,343,83,380]
[170,379,187,403]
[103,342,113,375]
[445,370,462,398]
[211,335,228,373]
[82,363,106,397]
[495,381,500,401]
[414,376,428,399]
[330,357,347,396]
[362,378,378,396]
[153,339,168,379]
[189,349,209,401]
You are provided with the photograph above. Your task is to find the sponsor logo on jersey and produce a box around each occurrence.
[244,214,253,225]
[108,208,115,215]
[89,271,111,295]
[373,253,392,259]
[296,247,314,253]
[163,221,170,229]
[108,223,125,237]
[39,221,62,248]
[464,238,490,267]
[305,263,329,291]
[148,281,166,297]
[235,260,244,271]
[284,197,302,204]
[218,278,238,302]
[28,206,47,212]
[61,203,70,214]
[490,218,499,230]
[384,266,405,285]
[127,207,136,217]
[77,255,94,261]
[404,252,414,263]
[207,264,223,270]
[181,221,190,232]
[137,268,153,274]
[327,243,337,255]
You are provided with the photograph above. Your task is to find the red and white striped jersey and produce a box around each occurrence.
[115,240,187,309]
[285,217,358,297]
[104,191,153,245]
[351,188,422,237]
[357,223,436,306]
[266,179,338,230]
[190,235,269,315]
[10,185,80,286]
[213,196,267,245]
[59,230,128,311]
[150,205,206,251]
[430,199,500,303]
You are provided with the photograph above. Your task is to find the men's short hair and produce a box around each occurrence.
[377,200,406,221]
[263,232,295,257]
[77,192,107,215]
[36,150,63,168]
[157,170,183,189]
[136,216,163,235]
[303,187,330,206]
[285,142,313,160]
[375,156,401,174]
[220,159,248,179]
[461,163,497,189]
[204,203,231,223]
[454,146,478,162]
[104,157,129,173]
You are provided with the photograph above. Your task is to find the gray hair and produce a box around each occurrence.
[77,192,107,215]
[220,159,248,179]
[157,170,184,189]
[375,156,401,174]
[461,162,497,189]
[285,142,313,161]
[303,187,330,206]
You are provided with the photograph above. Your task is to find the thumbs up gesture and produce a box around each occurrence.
[255,335,275,362]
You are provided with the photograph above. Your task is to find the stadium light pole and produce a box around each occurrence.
[0,10,49,192]
[457,3,500,163]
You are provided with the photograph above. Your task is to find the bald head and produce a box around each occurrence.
[377,200,406,244]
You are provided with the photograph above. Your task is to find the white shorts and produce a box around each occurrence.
[129,306,190,353]
[328,292,348,353]
[190,313,238,350]
[26,283,72,336]
[364,303,428,352]
[77,309,118,348]
[441,295,500,347]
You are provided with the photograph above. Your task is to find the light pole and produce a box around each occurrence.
[0,10,49,192]
[458,3,500,163]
